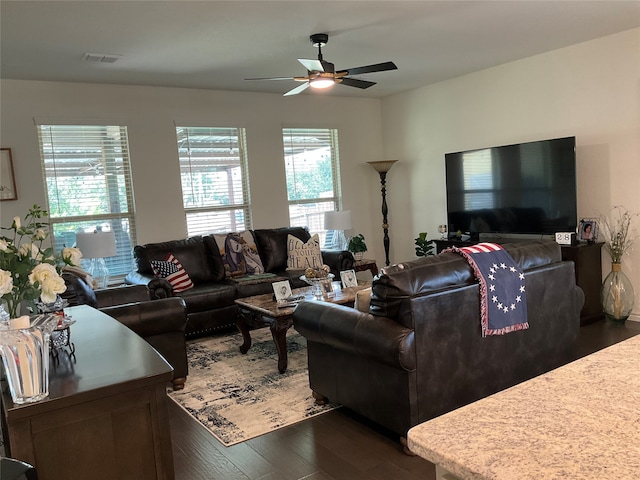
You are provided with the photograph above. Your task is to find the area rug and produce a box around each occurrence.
[168,327,340,446]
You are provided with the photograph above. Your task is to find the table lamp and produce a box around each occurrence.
[324,210,352,251]
[75,231,117,289]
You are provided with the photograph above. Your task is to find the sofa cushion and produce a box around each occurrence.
[134,236,225,284]
[213,231,265,278]
[176,283,237,313]
[150,253,194,293]
[253,227,311,273]
[286,233,323,271]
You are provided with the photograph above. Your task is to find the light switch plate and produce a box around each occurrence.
[555,232,575,245]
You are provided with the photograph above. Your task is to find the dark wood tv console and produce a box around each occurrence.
[434,239,603,326]
[0,305,175,480]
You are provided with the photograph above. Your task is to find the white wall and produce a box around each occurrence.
[381,28,640,320]
[0,81,385,259]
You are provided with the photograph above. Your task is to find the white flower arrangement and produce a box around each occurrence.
[0,205,82,318]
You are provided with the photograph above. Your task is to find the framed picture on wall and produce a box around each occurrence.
[579,218,598,243]
[0,148,17,201]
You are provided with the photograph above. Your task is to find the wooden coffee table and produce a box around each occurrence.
[235,282,370,373]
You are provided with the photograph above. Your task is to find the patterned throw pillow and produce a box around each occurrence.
[150,253,194,293]
[286,234,323,271]
[213,231,265,278]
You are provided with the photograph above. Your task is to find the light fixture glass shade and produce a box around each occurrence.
[75,232,117,288]
[310,78,334,89]
[367,160,398,173]
[324,210,352,250]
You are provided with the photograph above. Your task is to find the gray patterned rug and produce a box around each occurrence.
[168,327,340,446]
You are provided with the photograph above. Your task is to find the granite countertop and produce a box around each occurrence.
[408,334,640,480]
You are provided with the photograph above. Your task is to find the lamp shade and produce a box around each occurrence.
[324,210,352,231]
[75,232,117,259]
[367,160,398,173]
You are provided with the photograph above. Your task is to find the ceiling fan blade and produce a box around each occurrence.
[283,82,310,96]
[298,58,324,72]
[245,76,295,81]
[339,77,376,89]
[337,61,398,76]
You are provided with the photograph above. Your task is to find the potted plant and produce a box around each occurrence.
[347,234,367,260]
[415,232,435,257]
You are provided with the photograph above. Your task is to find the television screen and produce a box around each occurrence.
[445,136,577,237]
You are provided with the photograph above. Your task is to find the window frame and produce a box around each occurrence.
[176,125,252,236]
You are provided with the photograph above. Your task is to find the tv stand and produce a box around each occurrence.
[433,239,603,326]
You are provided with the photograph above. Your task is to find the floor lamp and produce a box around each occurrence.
[75,231,117,289]
[367,160,398,266]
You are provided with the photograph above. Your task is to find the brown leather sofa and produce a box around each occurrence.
[61,271,189,390]
[125,227,353,338]
[293,240,584,446]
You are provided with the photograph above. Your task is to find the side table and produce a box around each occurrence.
[353,258,379,276]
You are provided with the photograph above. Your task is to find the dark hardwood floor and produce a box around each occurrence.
[170,319,640,480]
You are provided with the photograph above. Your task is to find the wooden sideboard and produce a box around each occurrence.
[1,305,175,480]
[434,239,603,326]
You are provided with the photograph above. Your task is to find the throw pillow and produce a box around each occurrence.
[150,253,194,293]
[286,234,323,271]
[354,287,372,313]
[213,231,265,278]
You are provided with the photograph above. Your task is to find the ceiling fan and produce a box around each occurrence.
[245,33,398,96]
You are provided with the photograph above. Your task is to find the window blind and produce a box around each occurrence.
[282,128,341,245]
[37,125,137,281]
[176,126,252,236]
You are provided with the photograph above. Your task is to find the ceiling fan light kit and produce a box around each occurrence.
[246,33,397,96]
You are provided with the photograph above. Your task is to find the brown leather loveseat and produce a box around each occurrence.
[62,271,189,390]
[293,240,584,447]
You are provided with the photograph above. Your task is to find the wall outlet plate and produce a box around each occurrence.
[555,232,575,245]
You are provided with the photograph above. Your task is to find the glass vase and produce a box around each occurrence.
[601,263,635,324]
[0,314,58,404]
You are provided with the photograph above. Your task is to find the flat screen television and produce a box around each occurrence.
[445,136,577,239]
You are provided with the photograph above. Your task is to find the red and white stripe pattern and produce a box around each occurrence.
[150,253,194,292]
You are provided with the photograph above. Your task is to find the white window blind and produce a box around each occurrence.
[176,126,252,236]
[282,128,341,246]
[37,125,137,281]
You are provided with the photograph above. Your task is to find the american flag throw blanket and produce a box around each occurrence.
[446,242,529,337]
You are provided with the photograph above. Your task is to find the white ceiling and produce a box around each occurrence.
[2,1,640,98]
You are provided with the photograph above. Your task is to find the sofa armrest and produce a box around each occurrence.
[125,271,155,285]
[321,250,354,276]
[95,284,150,308]
[293,301,415,371]
[100,297,187,338]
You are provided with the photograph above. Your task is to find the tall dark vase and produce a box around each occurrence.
[601,262,634,323]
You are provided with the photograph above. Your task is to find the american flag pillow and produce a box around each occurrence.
[150,253,194,293]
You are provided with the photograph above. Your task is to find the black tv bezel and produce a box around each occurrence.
[444,136,577,239]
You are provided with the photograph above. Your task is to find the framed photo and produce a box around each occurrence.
[579,218,598,243]
[321,280,335,297]
[340,269,358,288]
[0,148,17,201]
[272,280,292,302]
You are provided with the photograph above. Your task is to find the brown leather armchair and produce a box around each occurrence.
[61,270,189,390]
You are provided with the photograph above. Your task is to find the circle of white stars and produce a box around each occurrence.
[487,262,526,314]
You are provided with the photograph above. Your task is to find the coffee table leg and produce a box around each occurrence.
[270,322,290,374]
[236,310,252,354]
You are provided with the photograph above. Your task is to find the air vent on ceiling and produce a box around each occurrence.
[82,52,121,63]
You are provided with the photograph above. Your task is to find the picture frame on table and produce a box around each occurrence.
[322,280,335,297]
[272,280,292,302]
[0,148,17,201]
[579,218,598,243]
[340,269,358,288]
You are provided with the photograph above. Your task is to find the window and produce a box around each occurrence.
[176,126,251,236]
[37,124,136,281]
[282,128,341,245]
